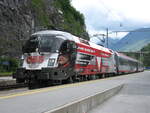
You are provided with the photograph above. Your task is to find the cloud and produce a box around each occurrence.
[71,0,150,38]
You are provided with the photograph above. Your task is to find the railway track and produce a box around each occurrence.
[0,83,27,90]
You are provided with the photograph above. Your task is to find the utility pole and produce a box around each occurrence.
[106,28,109,48]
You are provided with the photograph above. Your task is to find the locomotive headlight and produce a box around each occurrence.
[20,59,24,67]
[48,58,55,66]
[20,55,24,67]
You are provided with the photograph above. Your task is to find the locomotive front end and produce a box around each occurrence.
[22,35,62,69]
[13,31,77,88]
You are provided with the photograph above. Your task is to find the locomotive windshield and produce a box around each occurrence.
[39,36,64,52]
[23,35,64,53]
[22,36,38,53]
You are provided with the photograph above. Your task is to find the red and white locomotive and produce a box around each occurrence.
[13,30,144,88]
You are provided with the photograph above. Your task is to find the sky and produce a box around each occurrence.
[71,0,150,41]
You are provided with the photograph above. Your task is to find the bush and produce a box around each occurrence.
[0,57,19,72]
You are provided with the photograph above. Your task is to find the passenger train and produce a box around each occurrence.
[13,30,144,88]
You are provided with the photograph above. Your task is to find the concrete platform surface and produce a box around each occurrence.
[0,76,14,80]
[0,76,124,113]
[88,71,150,113]
[0,77,16,86]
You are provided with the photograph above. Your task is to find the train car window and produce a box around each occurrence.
[119,58,124,65]
[78,53,93,60]
[59,40,77,54]
[79,38,89,45]
[102,57,109,66]
[90,56,97,65]
[70,41,77,51]
[119,57,129,66]
[76,53,95,66]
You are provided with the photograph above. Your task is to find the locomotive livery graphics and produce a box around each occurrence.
[13,30,144,89]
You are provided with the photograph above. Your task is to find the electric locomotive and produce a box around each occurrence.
[13,30,144,88]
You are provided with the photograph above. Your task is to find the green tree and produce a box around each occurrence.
[53,0,89,40]
[141,43,150,67]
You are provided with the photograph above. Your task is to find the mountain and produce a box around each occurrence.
[106,38,120,48]
[96,37,120,48]
[111,28,150,52]
[0,0,89,57]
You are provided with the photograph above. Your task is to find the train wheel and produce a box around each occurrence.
[68,76,73,83]
[28,80,34,89]
[16,78,25,83]
[84,75,88,81]
[102,74,105,78]
[91,75,96,80]
[62,76,73,84]
[71,75,79,82]
[28,79,39,89]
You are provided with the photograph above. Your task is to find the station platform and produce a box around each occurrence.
[0,75,123,113]
[0,71,149,113]
[0,76,16,86]
[88,71,150,113]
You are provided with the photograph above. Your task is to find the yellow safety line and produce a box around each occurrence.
[0,78,107,99]
[0,72,137,99]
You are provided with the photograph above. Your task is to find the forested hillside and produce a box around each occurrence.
[122,43,150,67]
[0,0,89,57]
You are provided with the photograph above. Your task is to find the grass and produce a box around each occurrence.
[0,72,13,77]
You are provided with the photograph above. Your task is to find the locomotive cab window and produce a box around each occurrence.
[39,36,64,52]
[22,35,64,53]
[79,38,89,45]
